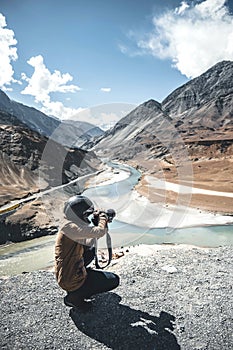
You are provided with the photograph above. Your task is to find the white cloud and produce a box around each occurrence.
[21,55,82,118]
[0,13,18,90]
[175,1,190,15]
[41,100,84,120]
[118,43,128,55]
[137,0,233,78]
[68,103,136,130]
[100,87,111,92]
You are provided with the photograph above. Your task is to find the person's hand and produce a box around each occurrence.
[98,211,108,222]
[94,209,107,219]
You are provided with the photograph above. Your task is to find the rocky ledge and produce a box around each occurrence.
[0,244,232,349]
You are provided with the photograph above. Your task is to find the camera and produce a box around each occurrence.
[92,209,116,226]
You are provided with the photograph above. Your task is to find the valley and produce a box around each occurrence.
[92,61,233,216]
[1,60,233,245]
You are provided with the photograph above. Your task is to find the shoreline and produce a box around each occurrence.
[92,163,233,228]
[1,163,232,278]
[85,163,131,188]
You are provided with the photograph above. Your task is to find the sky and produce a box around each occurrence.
[0,0,233,129]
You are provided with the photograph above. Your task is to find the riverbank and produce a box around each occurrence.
[1,244,232,349]
[1,161,233,277]
[127,157,233,216]
[136,173,233,216]
[85,163,131,187]
[89,162,233,229]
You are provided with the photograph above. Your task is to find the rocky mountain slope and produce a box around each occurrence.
[162,60,233,121]
[94,61,233,158]
[0,90,104,148]
[57,119,104,148]
[92,60,233,213]
[91,61,233,213]
[92,99,173,159]
[0,90,58,136]
[0,110,102,243]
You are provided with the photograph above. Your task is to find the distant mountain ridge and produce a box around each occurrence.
[0,90,104,147]
[92,60,233,159]
[0,90,59,135]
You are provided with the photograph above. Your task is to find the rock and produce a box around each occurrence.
[161,265,178,273]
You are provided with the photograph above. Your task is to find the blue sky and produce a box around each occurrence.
[1,0,233,128]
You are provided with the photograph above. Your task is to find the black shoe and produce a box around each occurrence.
[64,296,93,312]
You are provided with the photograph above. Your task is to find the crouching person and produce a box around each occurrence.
[55,195,119,312]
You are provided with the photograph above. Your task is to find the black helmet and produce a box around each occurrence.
[64,195,94,223]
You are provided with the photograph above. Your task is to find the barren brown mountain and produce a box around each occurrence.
[93,61,233,214]
[0,110,102,243]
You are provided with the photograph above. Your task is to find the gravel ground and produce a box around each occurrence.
[0,244,232,350]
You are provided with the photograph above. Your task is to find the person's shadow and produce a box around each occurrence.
[69,292,180,350]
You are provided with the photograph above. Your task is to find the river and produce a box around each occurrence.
[0,162,233,276]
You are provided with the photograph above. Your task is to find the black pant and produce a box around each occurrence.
[68,268,120,300]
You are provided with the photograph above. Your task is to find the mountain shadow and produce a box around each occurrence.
[69,292,180,350]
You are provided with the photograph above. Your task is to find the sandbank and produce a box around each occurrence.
[89,164,233,230]
[85,164,130,187]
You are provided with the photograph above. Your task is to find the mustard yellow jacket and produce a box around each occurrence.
[55,216,107,292]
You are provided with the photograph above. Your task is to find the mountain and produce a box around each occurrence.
[93,61,233,158]
[92,60,233,213]
[89,99,173,159]
[59,119,104,147]
[162,60,233,120]
[0,91,104,244]
[0,90,104,147]
[0,110,102,243]
[0,90,59,135]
